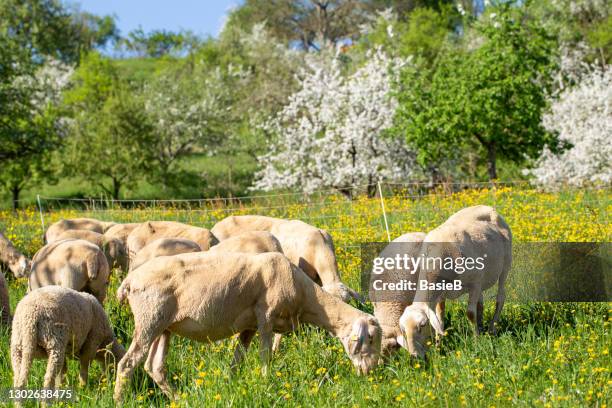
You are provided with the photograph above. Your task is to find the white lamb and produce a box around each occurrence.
[399,205,512,358]
[370,232,430,355]
[11,286,125,392]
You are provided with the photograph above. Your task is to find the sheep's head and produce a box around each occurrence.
[399,303,443,358]
[8,254,31,278]
[341,316,382,375]
[104,238,128,272]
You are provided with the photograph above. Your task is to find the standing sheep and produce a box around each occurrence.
[0,230,31,277]
[211,215,360,302]
[370,232,430,356]
[11,286,125,392]
[55,230,128,273]
[129,238,201,272]
[399,205,512,358]
[126,221,218,261]
[27,239,111,303]
[45,218,116,243]
[114,252,381,402]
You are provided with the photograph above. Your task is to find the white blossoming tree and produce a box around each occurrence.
[527,66,611,187]
[143,65,239,188]
[252,49,416,198]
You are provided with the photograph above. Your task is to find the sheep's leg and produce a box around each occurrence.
[78,344,98,386]
[43,349,65,390]
[12,345,29,388]
[231,330,255,371]
[144,331,175,399]
[114,329,156,403]
[11,347,24,408]
[489,281,506,335]
[256,309,274,376]
[434,300,445,346]
[56,360,68,388]
[477,293,484,333]
[272,333,282,353]
[466,288,482,336]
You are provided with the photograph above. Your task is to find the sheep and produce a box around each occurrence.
[11,286,125,393]
[370,232,429,356]
[56,230,128,273]
[126,221,218,261]
[211,215,360,302]
[103,223,140,247]
[114,251,381,402]
[399,205,512,358]
[0,230,31,278]
[1,271,10,325]
[27,239,111,303]
[129,238,201,272]
[45,217,116,243]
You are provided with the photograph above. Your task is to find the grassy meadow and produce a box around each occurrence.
[0,186,610,407]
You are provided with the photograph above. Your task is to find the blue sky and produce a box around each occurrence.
[76,0,240,37]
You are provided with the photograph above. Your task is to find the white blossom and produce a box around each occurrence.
[527,66,612,188]
[13,58,73,109]
[252,49,417,196]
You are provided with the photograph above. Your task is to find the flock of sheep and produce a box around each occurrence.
[0,204,512,403]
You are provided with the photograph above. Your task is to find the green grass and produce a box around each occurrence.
[0,187,610,407]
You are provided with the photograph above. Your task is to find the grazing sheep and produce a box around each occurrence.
[129,238,201,272]
[114,252,381,402]
[45,218,116,243]
[399,205,512,358]
[28,239,111,303]
[0,230,31,278]
[11,286,125,392]
[126,221,218,261]
[56,230,128,272]
[104,223,140,247]
[370,232,429,356]
[1,271,10,325]
[211,215,360,302]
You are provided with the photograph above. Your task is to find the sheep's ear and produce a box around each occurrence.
[425,305,444,336]
[349,318,368,355]
[146,222,155,233]
[396,334,406,349]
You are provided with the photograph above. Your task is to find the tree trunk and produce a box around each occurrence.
[11,185,21,212]
[112,179,121,200]
[487,143,497,180]
[338,187,353,200]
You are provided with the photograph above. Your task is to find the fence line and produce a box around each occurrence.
[34,182,610,250]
